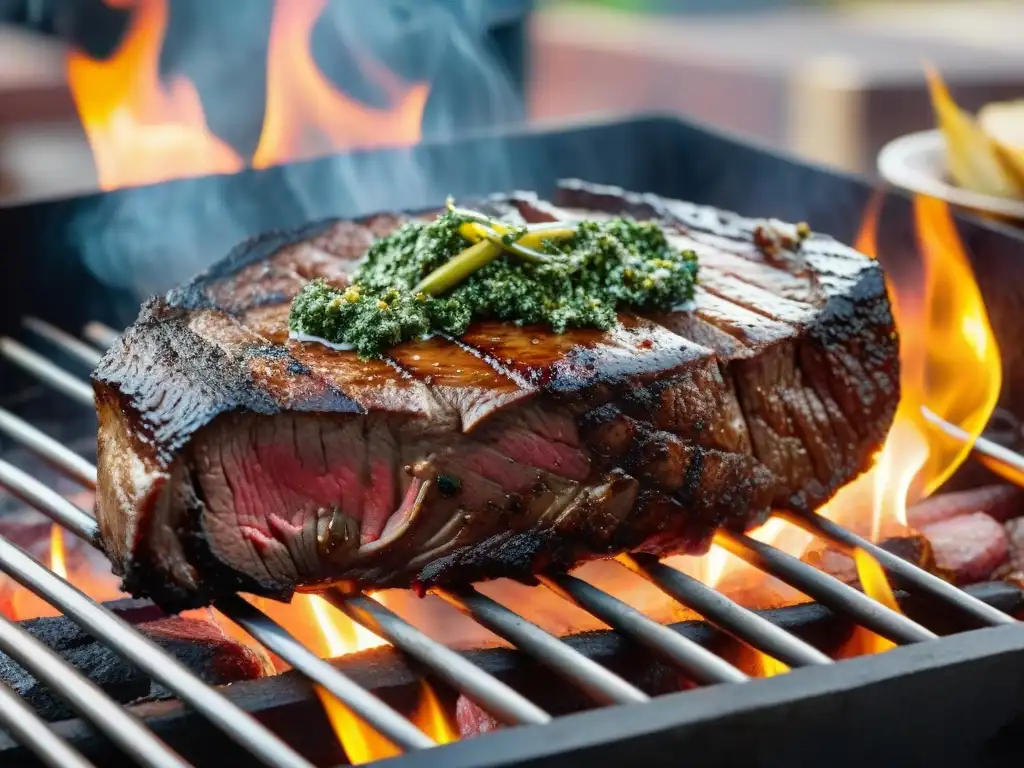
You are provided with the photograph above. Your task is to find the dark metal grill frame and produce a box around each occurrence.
[0,316,1018,767]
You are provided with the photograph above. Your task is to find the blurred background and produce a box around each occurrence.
[0,0,1022,203]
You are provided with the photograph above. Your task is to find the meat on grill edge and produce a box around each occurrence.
[92,181,900,610]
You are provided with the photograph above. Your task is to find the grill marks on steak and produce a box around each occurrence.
[93,181,899,609]
[512,187,894,511]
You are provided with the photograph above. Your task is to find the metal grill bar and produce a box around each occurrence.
[538,574,749,685]
[22,318,105,368]
[782,511,1016,627]
[716,531,937,644]
[214,595,435,750]
[0,537,316,768]
[0,318,1009,767]
[324,590,552,727]
[0,680,96,768]
[0,407,98,488]
[1,330,572,731]
[0,338,94,406]
[0,612,190,768]
[82,322,120,351]
[619,554,833,668]
[0,459,98,542]
[5,321,1001,643]
[433,585,651,705]
[921,406,1024,481]
[0,455,436,756]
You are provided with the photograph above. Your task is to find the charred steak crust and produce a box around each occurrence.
[93,182,899,610]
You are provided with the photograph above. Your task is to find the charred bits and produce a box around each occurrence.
[436,474,462,498]
[318,506,359,559]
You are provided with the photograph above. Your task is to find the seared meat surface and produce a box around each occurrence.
[93,181,899,609]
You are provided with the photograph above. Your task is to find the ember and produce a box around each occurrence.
[0,599,271,722]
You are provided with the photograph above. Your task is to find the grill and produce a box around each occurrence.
[1,116,1023,768]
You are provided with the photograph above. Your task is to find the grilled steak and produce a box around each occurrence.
[93,181,899,609]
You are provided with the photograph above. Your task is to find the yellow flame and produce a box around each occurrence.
[701,518,810,596]
[851,549,899,654]
[305,595,398,763]
[66,0,243,189]
[67,0,429,188]
[912,195,1002,497]
[755,653,790,677]
[410,681,458,745]
[49,525,67,580]
[820,195,1001,542]
[253,0,429,169]
[702,194,1000,613]
[304,595,456,762]
[868,422,930,533]
[701,546,729,587]
[305,594,383,656]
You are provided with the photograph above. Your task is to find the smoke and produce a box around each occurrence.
[75,0,528,300]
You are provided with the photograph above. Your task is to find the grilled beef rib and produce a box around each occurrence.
[93,181,899,610]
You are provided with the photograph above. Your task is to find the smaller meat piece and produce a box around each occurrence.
[802,535,933,586]
[993,518,1024,586]
[921,512,1009,585]
[455,695,502,738]
[907,485,1023,529]
[0,606,273,721]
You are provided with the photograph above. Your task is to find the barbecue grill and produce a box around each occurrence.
[1,115,1024,768]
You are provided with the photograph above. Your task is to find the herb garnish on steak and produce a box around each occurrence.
[288,204,700,358]
[92,181,899,611]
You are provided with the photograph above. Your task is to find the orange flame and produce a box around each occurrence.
[49,525,67,580]
[753,653,790,677]
[823,195,998,656]
[66,0,429,188]
[821,195,1001,537]
[411,680,459,745]
[303,594,456,762]
[305,594,398,764]
[702,518,812,608]
[66,0,243,189]
[318,687,399,765]
[4,518,123,621]
[847,549,899,655]
[912,195,1001,494]
[978,453,1024,487]
[252,0,430,169]
[853,192,882,256]
[699,194,1000,615]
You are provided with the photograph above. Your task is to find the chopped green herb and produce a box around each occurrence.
[288,205,699,358]
[436,474,462,498]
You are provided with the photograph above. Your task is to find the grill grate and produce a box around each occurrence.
[0,318,1017,767]
[0,678,98,768]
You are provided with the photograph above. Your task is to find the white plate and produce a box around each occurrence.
[877,129,1024,221]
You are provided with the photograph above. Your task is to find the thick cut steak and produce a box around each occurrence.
[93,181,899,609]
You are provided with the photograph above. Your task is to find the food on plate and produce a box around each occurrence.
[91,180,899,610]
[926,65,1024,199]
